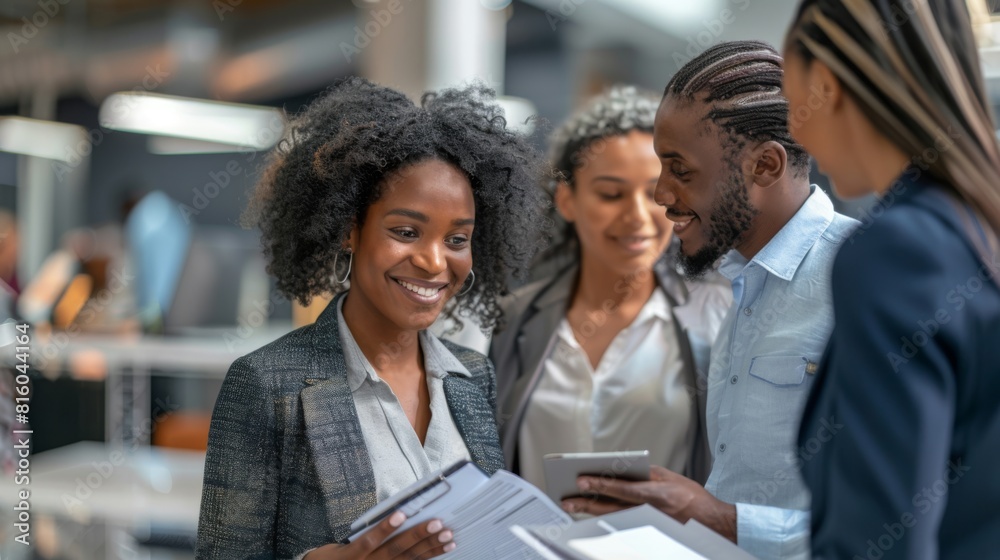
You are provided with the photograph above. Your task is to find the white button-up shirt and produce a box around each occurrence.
[518,288,694,492]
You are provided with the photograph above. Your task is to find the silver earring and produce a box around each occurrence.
[334,251,352,284]
[458,270,475,296]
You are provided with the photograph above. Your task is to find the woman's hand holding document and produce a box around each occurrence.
[343,460,754,559]
[304,512,455,559]
[347,461,572,559]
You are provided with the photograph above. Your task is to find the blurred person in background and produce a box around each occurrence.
[0,211,17,478]
[196,77,547,559]
[562,42,859,560]
[784,1,1000,557]
[9,187,144,336]
[490,86,731,492]
[60,217,139,334]
[0,210,19,295]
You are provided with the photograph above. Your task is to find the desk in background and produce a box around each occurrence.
[15,326,291,450]
[0,441,205,559]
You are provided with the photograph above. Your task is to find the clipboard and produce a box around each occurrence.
[346,462,574,558]
[347,460,484,541]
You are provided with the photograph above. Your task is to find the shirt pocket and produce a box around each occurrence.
[749,355,806,386]
[739,355,812,479]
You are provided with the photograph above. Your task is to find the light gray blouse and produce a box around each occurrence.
[336,298,473,502]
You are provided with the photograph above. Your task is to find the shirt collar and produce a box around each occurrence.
[336,296,470,393]
[719,185,835,282]
[646,286,672,322]
[418,330,472,380]
[555,286,672,346]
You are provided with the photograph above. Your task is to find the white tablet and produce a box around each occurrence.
[542,450,650,502]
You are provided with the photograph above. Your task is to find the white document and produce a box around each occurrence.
[567,526,708,560]
[439,470,573,558]
[349,461,572,559]
[512,505,757,560]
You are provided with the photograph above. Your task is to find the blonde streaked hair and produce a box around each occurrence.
[788,0,1000,267]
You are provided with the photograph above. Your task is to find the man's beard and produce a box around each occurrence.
[677,172,759,279]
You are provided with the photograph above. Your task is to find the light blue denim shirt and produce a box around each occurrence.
[704,186,859,559]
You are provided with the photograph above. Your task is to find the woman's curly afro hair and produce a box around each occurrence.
[244,77,548,330]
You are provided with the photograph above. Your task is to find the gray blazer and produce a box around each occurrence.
[490,253,730,484]
[196,292,505,559]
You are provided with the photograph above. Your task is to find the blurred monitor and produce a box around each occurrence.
[164,226,270,332]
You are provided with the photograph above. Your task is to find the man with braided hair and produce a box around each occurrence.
[561,41,858,559]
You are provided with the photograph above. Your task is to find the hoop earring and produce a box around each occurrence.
[334,251,352,285]
[458,270,475,296]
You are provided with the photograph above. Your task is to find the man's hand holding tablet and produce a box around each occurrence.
[543,450,651,503]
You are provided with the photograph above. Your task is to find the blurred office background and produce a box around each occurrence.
[0,0,999,557]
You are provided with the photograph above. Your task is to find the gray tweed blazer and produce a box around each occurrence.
[196,293,505,559]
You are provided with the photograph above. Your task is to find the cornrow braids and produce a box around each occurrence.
[665,40,811,174]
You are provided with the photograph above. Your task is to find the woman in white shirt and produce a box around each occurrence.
[490,86,731,493]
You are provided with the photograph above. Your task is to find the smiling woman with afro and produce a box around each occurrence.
[247,76,546,328]
[196,77,548,560]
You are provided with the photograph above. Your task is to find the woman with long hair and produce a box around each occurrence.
[783,1,1000,557]
[196,77,546,559]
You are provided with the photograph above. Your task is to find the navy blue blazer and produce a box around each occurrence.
[799,170,1000,559]
[196,293,505,559]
